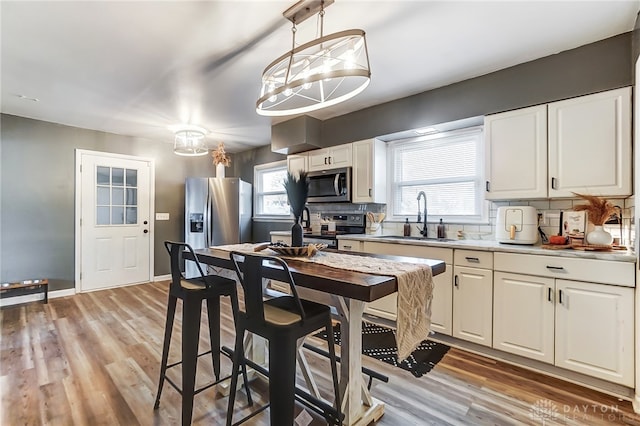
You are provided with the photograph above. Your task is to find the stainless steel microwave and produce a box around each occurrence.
[307,167,351,203]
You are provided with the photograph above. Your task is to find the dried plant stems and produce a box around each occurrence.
[572,192,616,225]
[284,171,309,219]
[212,142,231,166]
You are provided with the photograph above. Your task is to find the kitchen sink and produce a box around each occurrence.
[372,235,456,242]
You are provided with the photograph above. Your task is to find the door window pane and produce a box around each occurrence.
[95,165,139,225]
[112,187,125,205]
[97,166,110,185]
[126,169,137,187]
[97,186,110,205]
[126,207,137,224]
[126,188,137,206]
[112,206,124,224]
[112,168,124,186]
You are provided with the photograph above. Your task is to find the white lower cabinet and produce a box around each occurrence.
[338,240,363,252]
[453,265,493,346]
[493,272,555,363]
[360,241,453,335]
[493,252,635,386]
[555,279,634,386]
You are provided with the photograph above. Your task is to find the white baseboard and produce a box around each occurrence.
[1,278,169,308]
[0,288,76,307]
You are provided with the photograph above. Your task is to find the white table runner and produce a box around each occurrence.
[208,243,434,360]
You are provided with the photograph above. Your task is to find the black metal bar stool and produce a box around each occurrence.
[226,251,342,426]
[154,241,251,426]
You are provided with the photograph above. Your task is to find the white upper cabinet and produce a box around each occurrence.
[548,87,631,197]
[483,87,631,199]
[484,105,548,199]
[287,154,307,178]
[352,139,387,203]
[307,143,353,171]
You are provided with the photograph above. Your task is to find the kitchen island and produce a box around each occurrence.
[191,245,446,425]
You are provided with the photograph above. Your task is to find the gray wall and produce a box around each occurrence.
[321,32,632,146]
[0,114,216,290]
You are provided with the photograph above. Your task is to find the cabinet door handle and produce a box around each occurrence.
[558,289,564,304]
[369,188,372,197]
[551,177,557,189]
[546,265,565,271]
[344,245,352,250]
[548,287,552,302]
[465,256,480,263]
[454,275,459,287]
[328,156,332,164]
[485,181,490,192]
[324,157,328,165]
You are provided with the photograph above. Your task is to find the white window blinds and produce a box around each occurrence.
[389,127,486,222]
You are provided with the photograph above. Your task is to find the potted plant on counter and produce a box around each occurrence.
[284,171,309,247]
[573,192,617,245]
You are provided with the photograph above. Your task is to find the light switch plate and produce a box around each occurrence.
[155,212,170,221]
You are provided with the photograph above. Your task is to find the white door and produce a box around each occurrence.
[77,151,153,292]
[429,267,453,336]
[555,279,634,386]
[493,272,555,363]
[452,266,493,346]
[548,87,632,197]
[352,139,374,203]
[484,104,548,199]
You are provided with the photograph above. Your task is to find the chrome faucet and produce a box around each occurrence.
[416,191,428,237]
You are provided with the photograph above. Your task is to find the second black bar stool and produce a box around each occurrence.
[227,251,342,425]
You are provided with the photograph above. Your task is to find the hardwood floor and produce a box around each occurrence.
[2,281,640,425]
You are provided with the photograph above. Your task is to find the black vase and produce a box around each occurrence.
[291,216,303,247]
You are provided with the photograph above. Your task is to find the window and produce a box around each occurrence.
[96,166,138,225]
[388,127,486,223]
[254,160,290,218]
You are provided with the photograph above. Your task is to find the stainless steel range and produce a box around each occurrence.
[303,212,366,250]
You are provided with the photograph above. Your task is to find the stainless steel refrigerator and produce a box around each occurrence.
[185,177,252,277]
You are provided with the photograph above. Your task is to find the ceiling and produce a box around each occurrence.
[2,1,639,153]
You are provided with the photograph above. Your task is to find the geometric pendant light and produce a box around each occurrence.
[256,0,371,117]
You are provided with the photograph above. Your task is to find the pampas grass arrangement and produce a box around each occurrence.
[284,171,309,219]
[211,142,231,166]
[572,192,616,225]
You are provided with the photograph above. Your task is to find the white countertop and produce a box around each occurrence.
[270,230,637,262]
[338,234,637,262]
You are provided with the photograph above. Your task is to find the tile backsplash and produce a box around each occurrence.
[306,198,634,248]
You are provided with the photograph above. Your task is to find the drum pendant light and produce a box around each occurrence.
[173,125,209,156]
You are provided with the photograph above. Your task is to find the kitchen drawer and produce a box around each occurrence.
[362,241,453,263]
[454,250,493,268]
[338,240,363,252]
[494,252,634,287]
